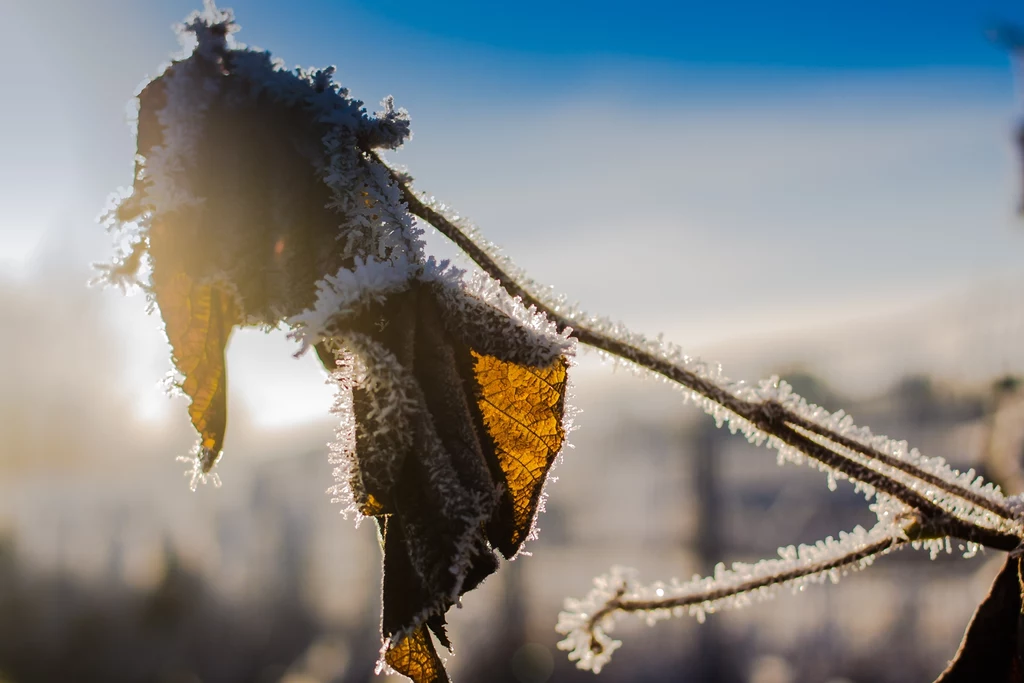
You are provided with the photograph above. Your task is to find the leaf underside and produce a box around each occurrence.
[473,350,567,556]
[385,624,447,683]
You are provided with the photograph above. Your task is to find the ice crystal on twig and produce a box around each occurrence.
[557,522,904,673]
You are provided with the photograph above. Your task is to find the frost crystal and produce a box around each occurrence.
[288,256,415,354]
[176,447,223,492]
[324,350,361,520]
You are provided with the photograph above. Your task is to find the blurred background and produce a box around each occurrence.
[5,1,1024,681]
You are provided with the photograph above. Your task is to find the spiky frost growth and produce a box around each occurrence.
[288,255,417,355]
[176,446,224,492]
[323,349,362,520]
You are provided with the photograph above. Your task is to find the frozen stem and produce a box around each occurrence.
[383,157,1022,547]
[556,523,908,673]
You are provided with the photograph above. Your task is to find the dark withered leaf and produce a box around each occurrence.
[312,283,569,683]
[154,271,238,470]
[934,555,1024,683]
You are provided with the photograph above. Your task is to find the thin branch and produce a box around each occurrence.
[587,535,902,633]
[557,526,910,672]
[382,158,1021,546]
[784,409,1016,521]
[772,422,1018,552]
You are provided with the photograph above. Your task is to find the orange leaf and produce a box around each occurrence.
[156,271,238,471]
[472,351,568,556]
[384,626,449,683]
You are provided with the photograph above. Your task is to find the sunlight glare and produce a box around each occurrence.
[227,328,337,429]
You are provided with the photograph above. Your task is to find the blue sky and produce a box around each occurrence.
[4,1,1024,438]
[300,0,1023,69]
[206,0,1024,68]
[132,1,1024,103]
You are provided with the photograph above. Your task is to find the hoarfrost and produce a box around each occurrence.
[557,523,902,673]
[176,446,224,492]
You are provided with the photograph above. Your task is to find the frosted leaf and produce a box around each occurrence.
[100,3,421,329]
[314,278,572,669]
[287,256,415,354]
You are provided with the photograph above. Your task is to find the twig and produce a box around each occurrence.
[585,535,903,637]
[381,157,1021,549]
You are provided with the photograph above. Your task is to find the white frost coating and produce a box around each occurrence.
[430,265,576,364]
[1007,493,1024,519]
[338,332,420,478]
[287,256,415,354]
[556,522,900,674]
[419,253,575,369]
[462,269,573,347]
[417,254,468,289]
[138,59,219,218]
[323,350,362,521]
[555,565,631,674]
[179,1,239,61]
